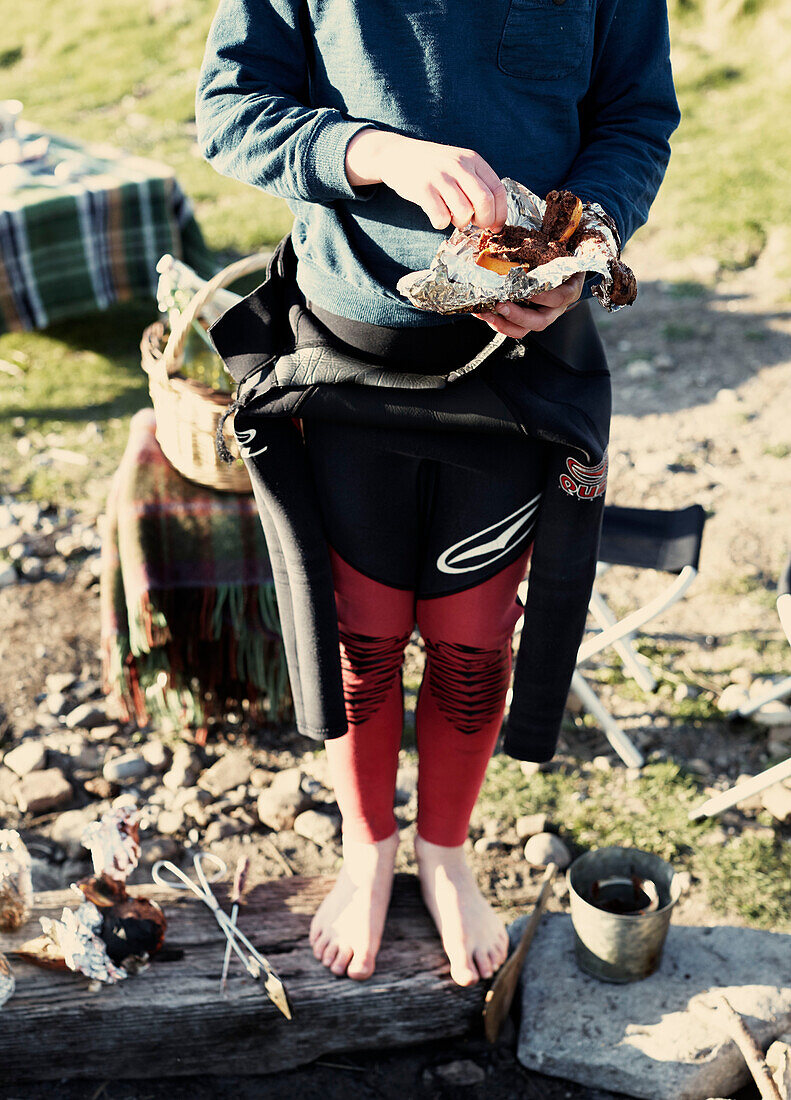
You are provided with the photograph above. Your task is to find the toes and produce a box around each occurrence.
[312,930,330,961]
[347,947,376,981]
[473,948,493,981]
[449,954,479,987]
[330,945,354,977]
[321,941,340,969]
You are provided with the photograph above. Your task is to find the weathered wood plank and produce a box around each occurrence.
[0,874,485,1079]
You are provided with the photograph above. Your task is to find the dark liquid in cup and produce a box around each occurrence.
[589,876,657,915]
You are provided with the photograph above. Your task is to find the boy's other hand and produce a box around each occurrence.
[345,129,507,231]
[472,273,585,339]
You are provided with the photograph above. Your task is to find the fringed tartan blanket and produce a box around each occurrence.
[100,409,290,743]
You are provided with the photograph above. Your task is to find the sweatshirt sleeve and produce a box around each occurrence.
[562,0,681,247]
[195,0,375,204]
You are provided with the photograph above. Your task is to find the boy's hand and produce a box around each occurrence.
[472,273,585,339]
[345,129,507,231]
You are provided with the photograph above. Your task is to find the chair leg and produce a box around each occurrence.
[588,590,657,693]
[571,671,645,768]
[689,756,791,820]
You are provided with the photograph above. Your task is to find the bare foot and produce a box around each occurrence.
[309,830,399,980]
[415,834,509,986]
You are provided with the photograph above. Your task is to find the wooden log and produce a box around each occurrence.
[0,873,484,1080]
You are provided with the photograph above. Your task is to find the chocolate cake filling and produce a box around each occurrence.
[479,225,570,268]
[541,189,583,241]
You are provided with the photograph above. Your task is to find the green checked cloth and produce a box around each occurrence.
[100,408,291,742]
[0,125,215,334]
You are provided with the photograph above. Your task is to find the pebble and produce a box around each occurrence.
[156,809,185,835]
[198,751,252,797]
[523,832,571,870]
[520,761,542,778]
[83,777,115,800]
[15,768,74,814]
[256,768,311,831]
[249,767,273,789]
[19,556,44,579]
[752,700,791,728]
[3,740,47,777]
[625,359,654,379]
[171,785,212,811]
[0,766,21,806]
[473,836,504,854]
[515,813,549,839]
[45,672,76,695]
[140,740,170,771]
[761,783,791,823]
[46,692,69,717]
[592,755,613,772]
[433,1060,486,1086]
[111,792,141,811]
[163,744,200,791]
[140,837,179,864]
[50,805,103,857]
[90,724,119,741]
[717,683,750,714]
[674,870,693,895]
[0,563,17,588]
[63,702,107,730]
[294,809,340,847]
[204,816,244,844]
[103,751,150,783]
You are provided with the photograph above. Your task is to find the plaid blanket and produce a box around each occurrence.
[100,409,290,743]
[0,124,214,334]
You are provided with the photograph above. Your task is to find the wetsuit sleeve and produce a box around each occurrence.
[562,0,681,247]
[195,0,375,204]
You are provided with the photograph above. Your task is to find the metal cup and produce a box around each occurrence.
[568,846,681,983]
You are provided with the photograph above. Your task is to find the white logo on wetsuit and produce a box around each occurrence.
[235,426,268,458]
[436,493,541,575]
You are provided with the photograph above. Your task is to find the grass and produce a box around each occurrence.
[473,755,791,931]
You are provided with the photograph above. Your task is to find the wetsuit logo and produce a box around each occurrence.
[559,452,608,500]
[235,426,268,459]
[436,493,541,575]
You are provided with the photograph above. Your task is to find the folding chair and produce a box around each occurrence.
[514,503,707,768]
[690,551,791,820]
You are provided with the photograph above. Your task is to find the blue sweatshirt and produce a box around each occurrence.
[196,0,680,327]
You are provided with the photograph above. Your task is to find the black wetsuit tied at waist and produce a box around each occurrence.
[209,235,612,763]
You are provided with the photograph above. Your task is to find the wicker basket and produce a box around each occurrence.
[140,252,271,494]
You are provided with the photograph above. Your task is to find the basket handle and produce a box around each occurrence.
[152,252,273,384]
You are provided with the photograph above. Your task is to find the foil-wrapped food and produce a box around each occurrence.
[16,806,166,986]
[397,178,637,316]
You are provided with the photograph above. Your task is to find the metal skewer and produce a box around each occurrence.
[220,856,249,997]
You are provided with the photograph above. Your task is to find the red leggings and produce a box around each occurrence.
[325,545,533,846]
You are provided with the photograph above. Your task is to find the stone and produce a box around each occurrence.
[523,832,571,870]
[156,810,185,835]
[46,692,69,717]
[172,785,212,811]
[63,702,107,730]
[0,766,20,806]
[139,837,179,864]
[3,740,47,777]
[50,805,103,858]
[718,684,750,714]
[753,701,791,728]
[204,816,245,844]
[103,751,150,783]
[674,683,696,703]
[767,1039,791,1098]
[434,1060,486,1086]
[293,809,340,847]
[516,813,549,839]
[198,751,252,797]
[140,740,170,771]
[45,672,76,695]
[249,767,273,789]
[592,755,613,772]
[256,768,311,831]
[520,761,542,778]
[515,915,791,1100]
[83,777,115,800]
[15,768,74,814]
[0,563,17,587]
[761,784,791,823]
[89,724,118,742]
[626,359,654,379]
[162,744,200,791]
[474,836,504,854]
